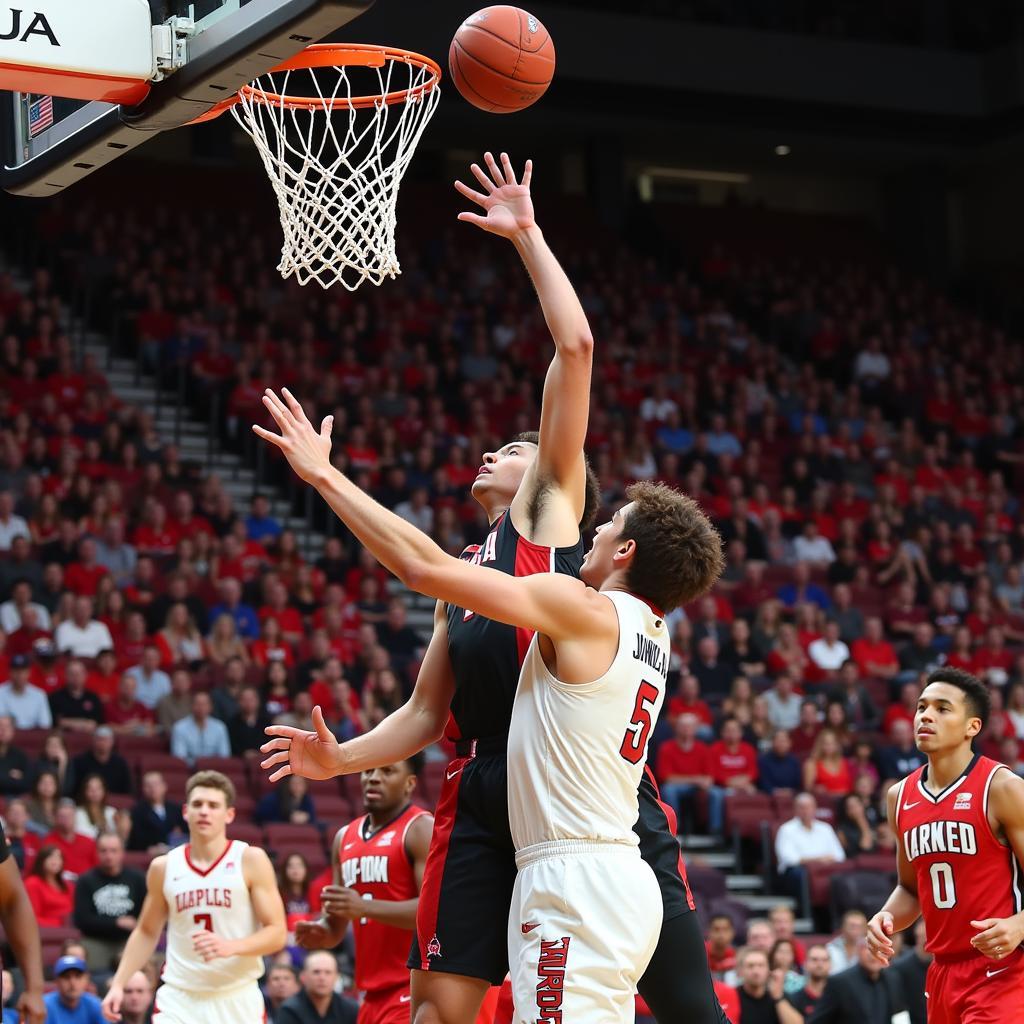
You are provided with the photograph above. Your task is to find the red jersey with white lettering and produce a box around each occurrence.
[337,804,430,994]
[895,754,1024,957]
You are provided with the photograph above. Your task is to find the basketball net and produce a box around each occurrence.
[230,46,441,291]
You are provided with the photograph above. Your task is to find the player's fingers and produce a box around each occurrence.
[522,158,533,188]
[268,764,294,783]
[312,704,334,742]
[320,415,334,440]
[453,179,488,206]
[251,424,286,448]
[265,724,303,739]
[457,212,489,229]
[261,394,292,433]
[500,151,517,185]
[484,151,506,185]
[469,162,494,193]
[259,739,291,755]
[970,919,999,930]
[280,387,311,428]
[260,751,291,771]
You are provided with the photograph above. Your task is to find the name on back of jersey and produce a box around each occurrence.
[174,886,232,912]
[342,855,390,887]
[632,633,667,677]
[902,820,978,861]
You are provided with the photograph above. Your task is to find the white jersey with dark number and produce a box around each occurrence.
[507,589,669,850]
[161,839,264,992]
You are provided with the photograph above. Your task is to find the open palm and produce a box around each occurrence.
[261,705,343,782]
[454,151,535,239]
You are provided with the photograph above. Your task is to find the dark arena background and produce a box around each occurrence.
[2,1,1024,1022]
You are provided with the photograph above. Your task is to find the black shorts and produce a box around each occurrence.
[408,744,695,986]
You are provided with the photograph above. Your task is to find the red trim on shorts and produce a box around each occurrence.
[644,766,696,911]
[415,758,468,969]
[184,839,233,878]
[513,535,554,664]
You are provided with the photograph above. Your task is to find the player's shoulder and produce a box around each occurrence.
[986,761,1024,808]
[241,842,273,869]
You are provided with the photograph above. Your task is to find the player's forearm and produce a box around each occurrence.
[879,884,921,931]
[2,885,44,995]
[358,897,418,930]
[110,926,162,986]
[512,226,593,354]
[227,921,287,958]
[311,466,447,589]
[336,700,445,774]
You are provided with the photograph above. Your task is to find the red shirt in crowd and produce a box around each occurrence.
[656,739,711,784]
[104,699,155,729]
[64,562,110,597]
[708,741,759,786]
[850,637,898,677]
[667,697,714,727]
[41,830,97,880]
[23,876,74,927]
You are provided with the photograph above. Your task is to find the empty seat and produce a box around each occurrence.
[264,823,324,848]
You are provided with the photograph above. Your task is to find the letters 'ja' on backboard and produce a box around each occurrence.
[1,0,374,196]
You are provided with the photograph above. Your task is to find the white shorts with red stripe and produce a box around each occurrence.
[153,980,266,1024]
[508,840,662,1024]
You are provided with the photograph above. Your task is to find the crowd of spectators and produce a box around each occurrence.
[1,182,1023,1020]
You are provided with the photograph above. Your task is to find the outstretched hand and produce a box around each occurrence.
[252,388,334,485]
[454,151,535,239]
[261,705,345,782]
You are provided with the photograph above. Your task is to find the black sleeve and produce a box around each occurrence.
[807,977,843,1024]
[0,820,9,864]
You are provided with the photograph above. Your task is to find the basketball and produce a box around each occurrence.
[449,6,556,113]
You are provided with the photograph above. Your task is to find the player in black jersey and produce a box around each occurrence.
[259,152,729,1024]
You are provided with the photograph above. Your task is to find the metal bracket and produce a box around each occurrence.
[152,16,196,81]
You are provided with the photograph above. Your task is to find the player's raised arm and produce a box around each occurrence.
[0,854,45,1024]
[866,785,921,965]
[455,152,594,545]
[968,770,1024,960]
[102,857,170,1022]
[252,389,612,645]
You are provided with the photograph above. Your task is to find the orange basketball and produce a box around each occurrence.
[449,6,556,114]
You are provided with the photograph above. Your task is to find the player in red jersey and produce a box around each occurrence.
[296,755,433,1024]
[867,667,1024,1024]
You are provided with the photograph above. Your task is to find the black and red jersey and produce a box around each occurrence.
[445,510,583,741]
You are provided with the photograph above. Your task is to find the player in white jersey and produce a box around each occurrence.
[251,387,725,1023]
[101,771,287,1024]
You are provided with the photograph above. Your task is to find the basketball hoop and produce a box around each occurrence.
[226,43,441,290]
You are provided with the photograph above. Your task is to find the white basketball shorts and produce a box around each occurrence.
[153,980,266,1024]
[507,839,663,1024]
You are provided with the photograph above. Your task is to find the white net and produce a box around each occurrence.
[231,47,441,291]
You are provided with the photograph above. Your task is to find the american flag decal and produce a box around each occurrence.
[28,95,54,137]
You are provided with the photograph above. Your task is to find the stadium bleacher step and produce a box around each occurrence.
[725,873,765,892]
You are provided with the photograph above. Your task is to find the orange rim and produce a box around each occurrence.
[185,44,441,125]
[242,43,441,111]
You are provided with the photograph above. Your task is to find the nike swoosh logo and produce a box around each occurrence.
[521,922,541,934]
[399,995,412,1003]
[446,767,463,781]
[343,843,355,850]
[987,967,1010,978]
[903,802,920,810]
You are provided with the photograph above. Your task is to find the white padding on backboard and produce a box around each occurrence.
[0,0,154,80]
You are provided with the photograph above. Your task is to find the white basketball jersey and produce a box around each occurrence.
[161,840,263,992]
[507,590,669,850]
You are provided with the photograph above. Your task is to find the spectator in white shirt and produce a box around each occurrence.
[126,645,172,709]
[825,910,869,975]
[774,792,845,908]
[0,654,53,728]
[0,491,30,551]
[808,621,851,680]
[54,596,114,659]
[853,336,891,385]
[393,487,434,535]
[793,521,836,567]
[0,579,52,633]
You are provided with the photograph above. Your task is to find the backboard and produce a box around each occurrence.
[1,0,374,196]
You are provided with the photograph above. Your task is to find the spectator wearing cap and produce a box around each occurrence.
[0,491,30,552]
[0,578,52,634]
[67,727,133,796]
[127,770,185,853]
[43,799,98,881]
[43,955,105,1024]
[50,660,105,733]
[30,638,65,695]
[0,653,52,729]
[171,691,231,765]
[54,596,114,660]
[0,714,29,794]
[125,646,172,710]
